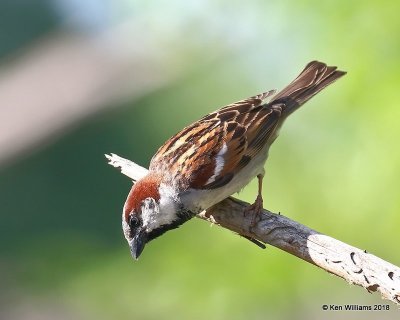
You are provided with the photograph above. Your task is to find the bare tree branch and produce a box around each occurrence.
[105,153,400,305]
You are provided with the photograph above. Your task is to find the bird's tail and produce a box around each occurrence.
[270,61,346,116]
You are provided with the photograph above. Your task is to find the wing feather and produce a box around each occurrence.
[150,90,280,190]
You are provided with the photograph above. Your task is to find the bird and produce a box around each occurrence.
[122,61,346,259]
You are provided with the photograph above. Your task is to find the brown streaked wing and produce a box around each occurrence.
[209,106,282,182]
[150,90,276,170]
[150,90,281,190]
[149,120,220,172]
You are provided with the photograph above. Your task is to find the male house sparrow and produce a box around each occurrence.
[123,61,346,259]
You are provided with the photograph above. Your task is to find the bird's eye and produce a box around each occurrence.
[128,215,140,228]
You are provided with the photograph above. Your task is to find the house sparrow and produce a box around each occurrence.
[123,61,346,259]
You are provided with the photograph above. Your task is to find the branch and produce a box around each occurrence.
[106,153,400,305]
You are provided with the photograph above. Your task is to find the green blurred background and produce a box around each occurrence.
[1,0,399,319]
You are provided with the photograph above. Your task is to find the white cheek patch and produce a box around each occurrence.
[206,142,227,184]
[141,198,160,229]
[142,184,179,232]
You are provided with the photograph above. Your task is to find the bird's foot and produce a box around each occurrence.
[244,194,264,227]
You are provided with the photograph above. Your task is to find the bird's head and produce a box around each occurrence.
[122,173,191,259]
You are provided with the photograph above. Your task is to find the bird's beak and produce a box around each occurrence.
[129,229,147,260]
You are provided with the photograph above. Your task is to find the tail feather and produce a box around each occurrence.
[271,61,346,116]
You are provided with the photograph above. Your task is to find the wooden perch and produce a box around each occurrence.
[106,153,400,305]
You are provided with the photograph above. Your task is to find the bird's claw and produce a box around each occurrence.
[244,195,264,227]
